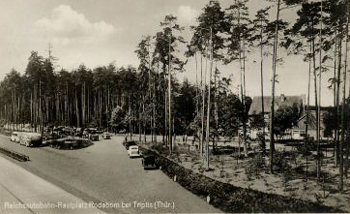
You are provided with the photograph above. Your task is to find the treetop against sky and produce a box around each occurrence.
[0,0,339,106]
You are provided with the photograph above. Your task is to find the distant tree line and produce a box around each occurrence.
[0,50,248,142]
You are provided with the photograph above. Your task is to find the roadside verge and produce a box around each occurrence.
[140,146,345,213]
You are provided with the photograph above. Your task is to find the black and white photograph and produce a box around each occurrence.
[0,0,349,213]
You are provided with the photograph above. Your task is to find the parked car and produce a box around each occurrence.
[128,145,140,158]
[47,136,87,149]
[75,128,83,137]
[141,154,157,169]
[52,126,65,138]
[19,132,42,147]
[62,127,75,136]
[83,128,99,141]
[89,131,99,141]
[102,132,111,140]
[10,131,21,143]
[125,141,137,150]
[119,129,126,134]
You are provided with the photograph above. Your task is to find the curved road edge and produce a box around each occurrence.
[0,155,107,214]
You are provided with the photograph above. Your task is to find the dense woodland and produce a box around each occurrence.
[0,0,349,191]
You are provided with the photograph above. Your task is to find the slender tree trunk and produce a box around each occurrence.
[147,40,154,142]
[237,1,248,157]
[88,87,90,124]
[99,89,102,128]
[30,91,33,127]
[311,36,320,179]
[22,94,25,127]
[334,39,339,160]
[195,52,200,146]
[336,40,342,167]
[56,92,59,124]
[201,53,207,156]
[269,0,281,173]
[46,97,49,125]
[75,90,80,128]
[242,39,248,157]
[168,31,172,154]
[164,74,168,145]
[153,64,158,143]
[260,18,266,154]
[107,85,110,132]
[129,95,132,140]
[340,1,349,189]
[153,89,156,143]
[11,90,15,130]
[143,95,146,142]
[205,28,213,170]
[34,84,37,132]
[139,99,142,142]
[340,45,346,192]
[346,26,350,180]
[39,81,42,133]
[65,84,68,127]
[316,1,323,180]
[305,40,312,139]
[195,52,199,118]
[82,82,85,127]
[214,63,219,153]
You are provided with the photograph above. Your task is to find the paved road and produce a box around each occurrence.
[0,156,106,214]
[0,134,221,213]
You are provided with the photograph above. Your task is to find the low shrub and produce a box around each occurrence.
[0,129,12,136]
[141,147,344,213]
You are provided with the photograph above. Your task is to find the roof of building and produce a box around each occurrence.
[249,94,305,115]
[306,106,335,111]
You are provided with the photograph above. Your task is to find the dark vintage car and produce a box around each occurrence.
[47,136,88,150]
[142,154,157,169]
[83,128,99,141]
[52,126,65,138]
[125,141,137,150]
[89,132,99,141]
[75,128,83,137]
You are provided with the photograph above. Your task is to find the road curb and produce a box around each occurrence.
[0,146,29,162]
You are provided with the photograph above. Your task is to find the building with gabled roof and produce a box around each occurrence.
[248,94,334,140]
[294,106,335,139]
[248,94,305,116]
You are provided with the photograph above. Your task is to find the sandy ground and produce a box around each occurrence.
[140,137,350,212]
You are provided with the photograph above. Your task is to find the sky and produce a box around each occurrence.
[0,0,337,106]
